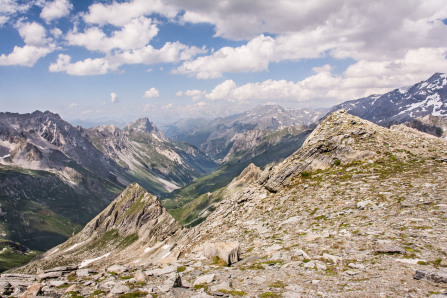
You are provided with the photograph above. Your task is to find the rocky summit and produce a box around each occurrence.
[5,109,447,297]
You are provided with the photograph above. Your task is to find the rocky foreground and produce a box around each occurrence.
[3,110,447,297]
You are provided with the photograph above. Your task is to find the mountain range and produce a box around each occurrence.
[1,72,447,279]
[331,73,447,126]
[0,111,215,253]
[164,105,324,162]
[12,109,447,297]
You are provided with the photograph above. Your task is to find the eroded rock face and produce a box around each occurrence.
[203,242,240,265]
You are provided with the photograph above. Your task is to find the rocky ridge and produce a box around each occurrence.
[7,110,447,297]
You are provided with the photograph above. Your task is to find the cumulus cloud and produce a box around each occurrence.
[40,0,72,23]
[175,0,447,79]
[143,87,160,98]
[176,89,206,100]
[49,54,118,75]
[68,102,78,108]
[204,48,447,106]
[110,92,119,103]
[0,0,35,25]
[17,22,49,46]
[66,17,158,53]
[0,21,56,66]
[83,0,177,27]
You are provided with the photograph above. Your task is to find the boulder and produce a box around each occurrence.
[203,242,240,265]
[20,283,41,298]
[134,270,146,282]
[107,264,128,274]
[414,270,447,283]
[194,273,215,285]
[375,241,406,254]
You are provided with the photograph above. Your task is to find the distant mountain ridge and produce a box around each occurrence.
[164,104,324,161]
[331,73,447,126]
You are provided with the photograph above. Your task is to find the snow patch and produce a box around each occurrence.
[1,154,10,159]
[79,252,111,268]
[144,247,153,253]
[65,241,85,252]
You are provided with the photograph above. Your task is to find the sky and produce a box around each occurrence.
[0,0,447,126]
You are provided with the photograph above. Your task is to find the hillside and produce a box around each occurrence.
[0,111,215,264]
[331,73,447,126]
[10,110,447,297]
[162,125,312,226]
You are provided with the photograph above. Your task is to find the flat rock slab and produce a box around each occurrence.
[194,273,215,285]
[43,265,77,273]
[37,271,63,281]
[107,264,128,274]
[414,270,447,283]
[145,265,177,276]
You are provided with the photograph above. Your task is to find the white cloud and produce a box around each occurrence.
[110,92,119,103]
[68,102,77,108]
[175,89,206,101]
[175,34,274,79]
[17,22,49,47]
[204,48,447,106]
[49,54,118,75]
[185,89,206,101]
[143,87,159,98]
[0,21,56,66]
[40,0,72,23]
[83,0,177,27]
[175,1,447,79]
[0,0,34,25]
[66,17,158,53]
[0,44,54,66]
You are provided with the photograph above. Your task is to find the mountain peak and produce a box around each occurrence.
[18,183,183,271]
[125,117,156,132]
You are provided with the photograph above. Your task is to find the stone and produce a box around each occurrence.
[76,268,91,277]
[107,264,128,274]
[348,263,366,270]
[134,270,146,282]
[164,272,182,288]
[303,261,315,269]
[203,242,240,265]
[20,283,41,298]
[171,287,198,297]
[43,265,77,273]
[37,271,63,281]
[322,253,342,265]
[145,265,177,276]
[194,273,215,285]
[356,200,372,209]
[110,285,130,294]
[49,280,66,287]
[294,249,310,259]
[440,260,447,267]
[375,241,406,254]
[99,280,117,291]
[315,260,327,271]
[210,281,232,292]
[0,281,13,296]
[414,270,447,283]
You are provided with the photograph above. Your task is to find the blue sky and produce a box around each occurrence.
[0,0,447,125]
